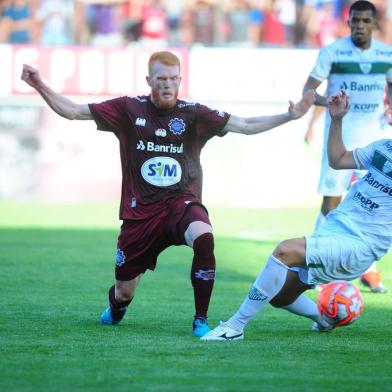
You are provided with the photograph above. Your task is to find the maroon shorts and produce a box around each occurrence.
[114,199,211,281]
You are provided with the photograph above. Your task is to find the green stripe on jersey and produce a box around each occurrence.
[331,62,392,75]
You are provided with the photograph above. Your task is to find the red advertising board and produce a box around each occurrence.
[1,45,189,98]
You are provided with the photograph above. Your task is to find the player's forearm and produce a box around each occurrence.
[34,81,88,120]
[303,88,326,107]
[327,118,346,169]
[233,113,293,135]
[303,82,326,107]
[313,92,327,107]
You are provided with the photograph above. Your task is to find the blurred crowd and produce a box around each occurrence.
[1,0,392,48]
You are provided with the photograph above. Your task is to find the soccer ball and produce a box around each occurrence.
[317,281,364,327]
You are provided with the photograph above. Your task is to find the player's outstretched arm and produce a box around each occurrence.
[224,90,315,135]
[327,91,356,170]
[21,64,92,120]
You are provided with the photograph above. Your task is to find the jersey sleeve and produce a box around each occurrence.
[310,46,334,82]
[194,103,230,139]
[353,141,380,169]
[88,96,128,135]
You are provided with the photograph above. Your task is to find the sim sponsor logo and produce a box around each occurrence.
[141,156,182,187]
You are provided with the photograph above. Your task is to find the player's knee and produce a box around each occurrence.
[185,221,213,247]
[273,239,306,266]
[273,240,294,263]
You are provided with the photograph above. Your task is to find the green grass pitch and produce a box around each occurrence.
[1,201,391,392]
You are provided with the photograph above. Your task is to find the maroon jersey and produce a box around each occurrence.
[89,96,230,220]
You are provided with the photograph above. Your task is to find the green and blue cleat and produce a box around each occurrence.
[192,317,211,337]
[100,306,127,325]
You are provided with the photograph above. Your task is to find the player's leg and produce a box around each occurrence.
[270,270,332,332]
[203,227,377,340]
[101,274,143,325]
[360,261,388,293]
[202,238,307,340]
[178,204,215,337]
[320,195,341,218]
[185,220,215,320]
[317,165,388,293]
[101,219,161,325]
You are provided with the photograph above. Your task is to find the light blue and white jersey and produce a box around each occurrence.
[310,36,392,149]
[328,139,392,259]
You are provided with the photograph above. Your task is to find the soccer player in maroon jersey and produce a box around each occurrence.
[21,51,315,336]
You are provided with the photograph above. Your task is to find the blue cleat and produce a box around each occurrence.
[192,317,211,337]
[100,307,121,325]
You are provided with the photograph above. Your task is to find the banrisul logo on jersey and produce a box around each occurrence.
[141,157,182,187]
[340,81,384,92]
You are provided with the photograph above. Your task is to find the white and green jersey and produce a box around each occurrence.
[328,139,392,259]
[311,36,392,149]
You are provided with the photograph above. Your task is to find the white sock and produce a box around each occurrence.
[283,293,328,326]
[313,212,326,233]
[364,261,377,273]
[226,255,289,332]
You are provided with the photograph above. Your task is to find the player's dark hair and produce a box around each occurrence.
[349,1,377,18]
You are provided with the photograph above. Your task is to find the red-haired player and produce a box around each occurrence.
[21,51,314,337]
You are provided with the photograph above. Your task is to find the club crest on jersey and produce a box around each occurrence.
[155,128,167,137]
[168,118,186,135]
[359,62,372,74]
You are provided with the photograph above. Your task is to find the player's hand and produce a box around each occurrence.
[288,89,315,120]
[21,64,42,88]
[328,91,349,120]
